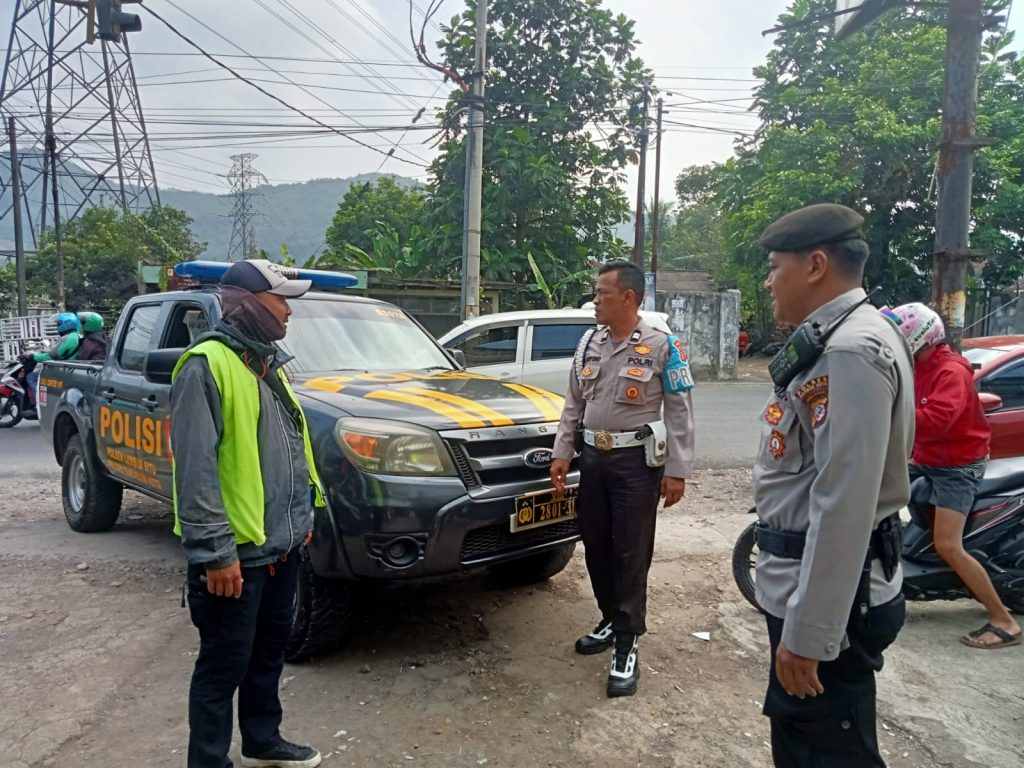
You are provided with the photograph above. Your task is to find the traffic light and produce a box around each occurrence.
[96,0,141,43]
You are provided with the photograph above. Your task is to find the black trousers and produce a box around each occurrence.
[764,595,906,768]
[186,550,299,768]
[577,444,663,636]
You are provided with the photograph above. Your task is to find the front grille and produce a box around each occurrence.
[445,432,577,487]
[447,442,480,488]
[459,518,580,562]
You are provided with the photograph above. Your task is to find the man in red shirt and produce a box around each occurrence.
[889,303,1021,649]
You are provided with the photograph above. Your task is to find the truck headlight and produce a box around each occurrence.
[334,417,456,476]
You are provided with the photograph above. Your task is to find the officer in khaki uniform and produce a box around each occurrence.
[550,260,695,698]
[754,204,914,767]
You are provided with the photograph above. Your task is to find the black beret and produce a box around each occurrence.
[759,203,865,252]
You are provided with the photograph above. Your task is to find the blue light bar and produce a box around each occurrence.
[174,260,359,289]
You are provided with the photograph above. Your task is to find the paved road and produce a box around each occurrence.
[0,381,770,477]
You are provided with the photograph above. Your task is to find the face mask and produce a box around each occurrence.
[219,285,286,343]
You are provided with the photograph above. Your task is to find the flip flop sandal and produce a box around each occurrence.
[959,622,1023,649]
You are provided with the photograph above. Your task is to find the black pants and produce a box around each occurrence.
[186,551,299,768]
[764,595,906,768]
[577,444,663,635]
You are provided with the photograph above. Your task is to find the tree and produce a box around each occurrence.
[324,177,425,257]
[675,0,1024,337]
[22,204,206,313]
[422,0,650,292]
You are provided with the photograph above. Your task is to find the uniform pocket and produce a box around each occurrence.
[755,399,803,474]
[614,366,655,405]
[579,362,601,400]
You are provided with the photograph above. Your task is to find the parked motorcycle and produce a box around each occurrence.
[0,359,38,428]
[732,457,1024,614]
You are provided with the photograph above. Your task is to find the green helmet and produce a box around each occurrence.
[78,311,104,334]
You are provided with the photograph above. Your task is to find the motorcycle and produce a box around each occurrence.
[0,359,38,428]
[732,457,1024,614]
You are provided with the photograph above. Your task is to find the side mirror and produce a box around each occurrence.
[144,348,185,385]
[979,391,1003,412]
[446,348,467,367]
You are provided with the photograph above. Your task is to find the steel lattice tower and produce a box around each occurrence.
[0,0,159,248]
[226,153,267,262]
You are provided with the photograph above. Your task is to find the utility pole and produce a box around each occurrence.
[226,153,268,261]
[632,85,650,269]
[460,0,487,321]
[932,0,985,351]
[7,117,28,315]
[47,130,66,310]
[650,98,664,280]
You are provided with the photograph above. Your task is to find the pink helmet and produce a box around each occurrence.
[885,302,946,355]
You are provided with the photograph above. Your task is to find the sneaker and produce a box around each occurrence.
[607,633,639,698]
[241,739,322,768]
[575,618,614,655]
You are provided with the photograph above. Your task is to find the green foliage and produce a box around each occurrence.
[324,177,425,257]
[422,0,648,295]
[17,205,205,314]
[673,0,1024,336]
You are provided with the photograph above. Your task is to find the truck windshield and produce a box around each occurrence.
[278,297,455,374]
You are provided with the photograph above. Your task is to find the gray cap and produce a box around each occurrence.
[759,203,865,252]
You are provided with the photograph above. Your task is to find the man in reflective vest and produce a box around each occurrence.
[171,259,324,768]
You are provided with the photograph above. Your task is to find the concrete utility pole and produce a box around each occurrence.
[47,129,66,311]
[7,117,28,315]
[632,85,650,269]
[650,98,664,278]
[932,0,986,351]
[460,0,487,321]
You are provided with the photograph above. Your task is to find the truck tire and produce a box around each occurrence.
[488,541,577,586]
[732,522,761,611]
[0,396,22,428]
[62,434,123,532]
[285,548,358,662]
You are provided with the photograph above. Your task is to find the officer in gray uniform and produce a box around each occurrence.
[550,260,695,698]
[754,204,914,767]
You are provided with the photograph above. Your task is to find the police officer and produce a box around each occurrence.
[550,260,695,698]
[754,204,914,766]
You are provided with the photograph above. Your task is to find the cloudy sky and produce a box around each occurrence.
[71,0,1023,199]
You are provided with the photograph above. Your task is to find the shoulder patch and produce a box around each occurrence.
[796,375,829,429]
[765,401,784,425]
[661,334,694,393]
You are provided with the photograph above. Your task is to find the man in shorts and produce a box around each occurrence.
[889,302,1021,649]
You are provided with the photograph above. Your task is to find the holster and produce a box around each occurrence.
[641,421,667,468]
[573,426,584,453]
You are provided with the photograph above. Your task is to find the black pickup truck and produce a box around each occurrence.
[38,287,580,659]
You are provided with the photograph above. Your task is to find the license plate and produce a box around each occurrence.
[511,486,579,532]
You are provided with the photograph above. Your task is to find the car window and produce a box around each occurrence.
[118,304,162,372]
[161,304,210,349]
[979,359,1024,410]
[451,325,519,367]
[531,323,594,361]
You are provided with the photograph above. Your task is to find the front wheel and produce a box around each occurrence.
[732,522,761,611]
[286,548,360,662]
[488,541,577,586]
[0,396,22,428]
[62,434,123,532]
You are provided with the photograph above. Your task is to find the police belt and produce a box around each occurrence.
[754,513,901,575]
[582,428,645,451]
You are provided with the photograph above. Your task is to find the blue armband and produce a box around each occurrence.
[661,334,694,393]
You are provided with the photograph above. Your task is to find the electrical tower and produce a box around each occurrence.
[226,153,267,262]
[0,0,159,248]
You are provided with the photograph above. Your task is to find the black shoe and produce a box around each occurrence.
[575,618,614,655]
[607,633,639,698]
[241,739,322,768]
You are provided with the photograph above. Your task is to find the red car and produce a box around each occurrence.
[962,335,1024,459]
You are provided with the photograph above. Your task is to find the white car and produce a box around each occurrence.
[438,308,672,395]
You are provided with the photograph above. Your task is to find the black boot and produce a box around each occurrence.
[575,618,614,655]
[607,633,639,697]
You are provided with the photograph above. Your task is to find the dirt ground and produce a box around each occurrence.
[1,464,1021,768]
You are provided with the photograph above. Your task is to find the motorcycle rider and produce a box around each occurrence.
[77,311,109,361]
[21,312,81,413]
[888,302,1022,649]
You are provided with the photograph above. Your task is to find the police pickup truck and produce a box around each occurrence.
[38,282,580,660]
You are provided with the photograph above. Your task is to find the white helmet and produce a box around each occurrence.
[885,302,946,355]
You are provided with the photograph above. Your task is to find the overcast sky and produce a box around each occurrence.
[87,0,1022,201]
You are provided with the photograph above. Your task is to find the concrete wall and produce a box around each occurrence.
[656,289,740,380]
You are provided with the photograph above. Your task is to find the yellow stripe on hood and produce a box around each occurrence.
[398,387,515,427]
[365,389,487,429]
[501,383,564,421]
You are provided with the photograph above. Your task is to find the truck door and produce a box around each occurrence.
[140,301,213,497]
[97,302,163,492]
